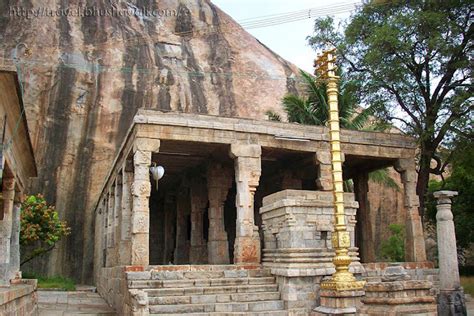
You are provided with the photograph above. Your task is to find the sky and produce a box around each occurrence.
[212,0,361,72]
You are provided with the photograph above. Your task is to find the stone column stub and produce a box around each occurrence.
[315,150,332,191]
[229,144,262,264]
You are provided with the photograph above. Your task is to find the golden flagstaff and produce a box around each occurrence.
[314,49,365,291]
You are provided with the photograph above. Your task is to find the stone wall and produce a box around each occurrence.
[0,280,37,316]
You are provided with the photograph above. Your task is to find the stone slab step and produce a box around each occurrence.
[130,277,275,289]
[151,311,287,316]
[149,300,284,314]
[148,291,281,305]
[127,269,272,281]
[145,284,279,296]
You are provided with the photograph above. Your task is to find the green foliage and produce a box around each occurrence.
[265,110,282,122]
[379,224,405,262]
[308,1,473,216]
[22,272,75,291]
[426,139,474,251]
[20,194,71,266]
[368,169,400,191]
[281,70,382,130]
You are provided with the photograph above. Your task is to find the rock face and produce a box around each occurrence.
[0,0,301,282]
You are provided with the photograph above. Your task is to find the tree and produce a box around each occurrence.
[308,0,473,218]
[20,194,71,266]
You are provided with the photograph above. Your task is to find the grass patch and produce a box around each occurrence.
[461,276,474,295]
[22,272,75,291]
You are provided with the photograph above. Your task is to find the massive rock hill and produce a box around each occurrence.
[0,0,301,282]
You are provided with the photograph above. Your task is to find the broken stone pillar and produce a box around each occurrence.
[130,138,160,266]
[315,150,332,191]
[207,163,232,264]
[395,158,426,262]
[189,178,208,264]
[174,181,190,264]
[229,144,261,264]
[0,177,15,286]
[434,190,467,316]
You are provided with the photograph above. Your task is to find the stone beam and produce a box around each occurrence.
[229,144,261,264]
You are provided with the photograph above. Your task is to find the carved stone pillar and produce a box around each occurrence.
[395,158,426,262]
[131,138,160,266]
[189,178,208,264]
[174,181,190,264]
[106,186,115,267]
[120,165,133,265]
[207,163,232,264]
[0,177,15,286]
[434,191,467,316]
[229,144,261,264]
[8,191,22,281]
[315,150,332,191]
[114,177,122,264]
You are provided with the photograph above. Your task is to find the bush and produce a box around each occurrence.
[379,224,405,262]
[20,194,71,266]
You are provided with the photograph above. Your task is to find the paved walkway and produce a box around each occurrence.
[38,289,116,316]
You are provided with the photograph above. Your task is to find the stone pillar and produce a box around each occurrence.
[120,165,133,265]
[353,172,375,263]
[395,158,426,262]
[163,194,176,264]
[131,138,160,266]
[189,178,208,264]
[315,150,332,191]
[0,177,16,286]
[229,144,261,264]
[207,163,232,264]
[174,182,190,264]
[8,191,22,281]
[106,186,115,267]
[114,177,123,263]
[434,190,467,316]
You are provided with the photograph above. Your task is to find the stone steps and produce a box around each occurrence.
[130,277,276,289]
[149,300,285,314]
[130,266,285,315]
[151,311,287,316]
[145,284,279,296]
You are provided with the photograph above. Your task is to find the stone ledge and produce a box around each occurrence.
[0,284,35,305]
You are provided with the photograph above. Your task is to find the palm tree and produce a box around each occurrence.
[268,70,397,190]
